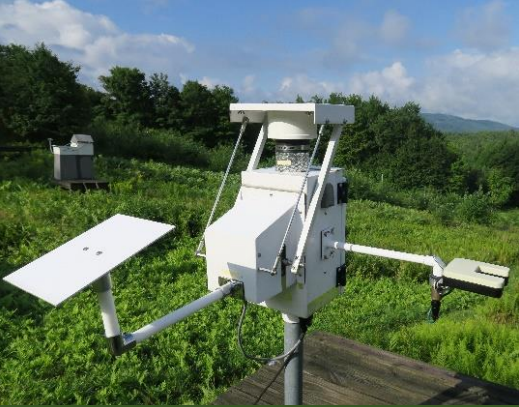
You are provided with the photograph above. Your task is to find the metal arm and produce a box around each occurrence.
[326,239,445,277]
[196,117,249,257]
[93,275,242,356]
[290,124,344,275]
[325,237,510,319]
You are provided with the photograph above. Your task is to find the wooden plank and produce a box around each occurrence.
[306,332,518,404]
[54,179,110,192]
[214,331,519,405]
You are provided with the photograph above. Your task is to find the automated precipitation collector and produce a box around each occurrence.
[3,104,510,405]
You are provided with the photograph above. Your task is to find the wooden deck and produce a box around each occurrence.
[214,331,519,405]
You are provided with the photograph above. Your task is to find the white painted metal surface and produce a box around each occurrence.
[229,103,355,125]
[246,121,268,171]
[98,289,121,338]
[290,124,343,274]
[130,282,236,343]
[264,169,346,317]
[443,258,509,289]
[53,144,94,156]
[267,111,316,140]
[206,194,297,303]
[327,239,445,277]
[3,214,174,306]
[328,241,438,267]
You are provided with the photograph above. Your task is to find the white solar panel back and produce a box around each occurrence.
[3,214,174,306]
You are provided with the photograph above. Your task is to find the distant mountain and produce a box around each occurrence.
[421,113,517,133]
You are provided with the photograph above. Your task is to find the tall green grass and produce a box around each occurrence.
[0,151,517,404]
[88,120,249,172]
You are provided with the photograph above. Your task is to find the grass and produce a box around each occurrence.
[0,150,518,403]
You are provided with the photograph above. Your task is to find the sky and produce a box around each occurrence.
[1,0,519,125]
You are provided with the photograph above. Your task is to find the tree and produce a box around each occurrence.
[334,94,391,169]
[98,66,151,126]
[175,82,245,148]
[477,139,519,205]
[211,85,239,143]
[330,94,456,189]
[148,73,181,129]
[0,43,91,142]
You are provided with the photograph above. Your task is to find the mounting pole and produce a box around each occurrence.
[283,314,303,405]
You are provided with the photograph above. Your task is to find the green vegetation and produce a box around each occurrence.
[1,41,518,404]
[1,151,517,404]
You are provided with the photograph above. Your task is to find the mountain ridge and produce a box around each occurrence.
[421,113,517,133]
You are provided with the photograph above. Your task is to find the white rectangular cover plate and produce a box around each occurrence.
[3,214,174,306]
[229,103,355,125]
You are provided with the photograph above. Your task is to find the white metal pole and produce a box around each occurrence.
[93,274,121,339]
[291,124,343,275]
[327,240,445,277]
[97,289,121,338]
[247,120,268,171]
[130,282,237,343]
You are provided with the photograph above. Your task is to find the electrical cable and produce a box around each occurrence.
[252,348,301,405]
[236,299,306,404]
[237,300,304,363]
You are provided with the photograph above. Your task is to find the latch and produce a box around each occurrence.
[336,264,346,287]
[337,180,348,204]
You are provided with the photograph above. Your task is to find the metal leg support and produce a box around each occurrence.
[284,314,303,405]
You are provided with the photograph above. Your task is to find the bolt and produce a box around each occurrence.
[96,251,103,256]
[83,247,89,251]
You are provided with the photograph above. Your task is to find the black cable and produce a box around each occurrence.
[237,300,303,363]
[236,299,306,404]
[253,350,301,405]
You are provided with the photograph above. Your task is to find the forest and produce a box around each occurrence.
[0,43,518,404]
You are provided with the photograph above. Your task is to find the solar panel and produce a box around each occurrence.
[3,214,174,306]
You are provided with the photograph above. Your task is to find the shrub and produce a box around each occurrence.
[455,191,493,224]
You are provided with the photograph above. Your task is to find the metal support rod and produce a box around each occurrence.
[129,281,240,343]
[284,314,303,405]
[93,273,121,338]
[327,240,445,277]
[291,124,343,274]
[196,117,249,256]
[246,120,268,171]
[269,124,325,275]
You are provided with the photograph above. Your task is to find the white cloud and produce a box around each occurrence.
[277,74,342,101]
[349,62,415,104]
[199,76,222,89]
[0,0,194,85]
[344,51,519,126]
[241,75,256,94]
[456,0,511,51]
[419,48,519,125]
[379,10,410,45]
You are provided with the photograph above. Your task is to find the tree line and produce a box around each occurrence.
[1,43,518,206]
[0,43,238,148]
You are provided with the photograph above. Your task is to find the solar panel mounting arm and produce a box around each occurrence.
[93,273,243,356]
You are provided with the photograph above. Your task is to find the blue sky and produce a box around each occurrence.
[1,0,519,125]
